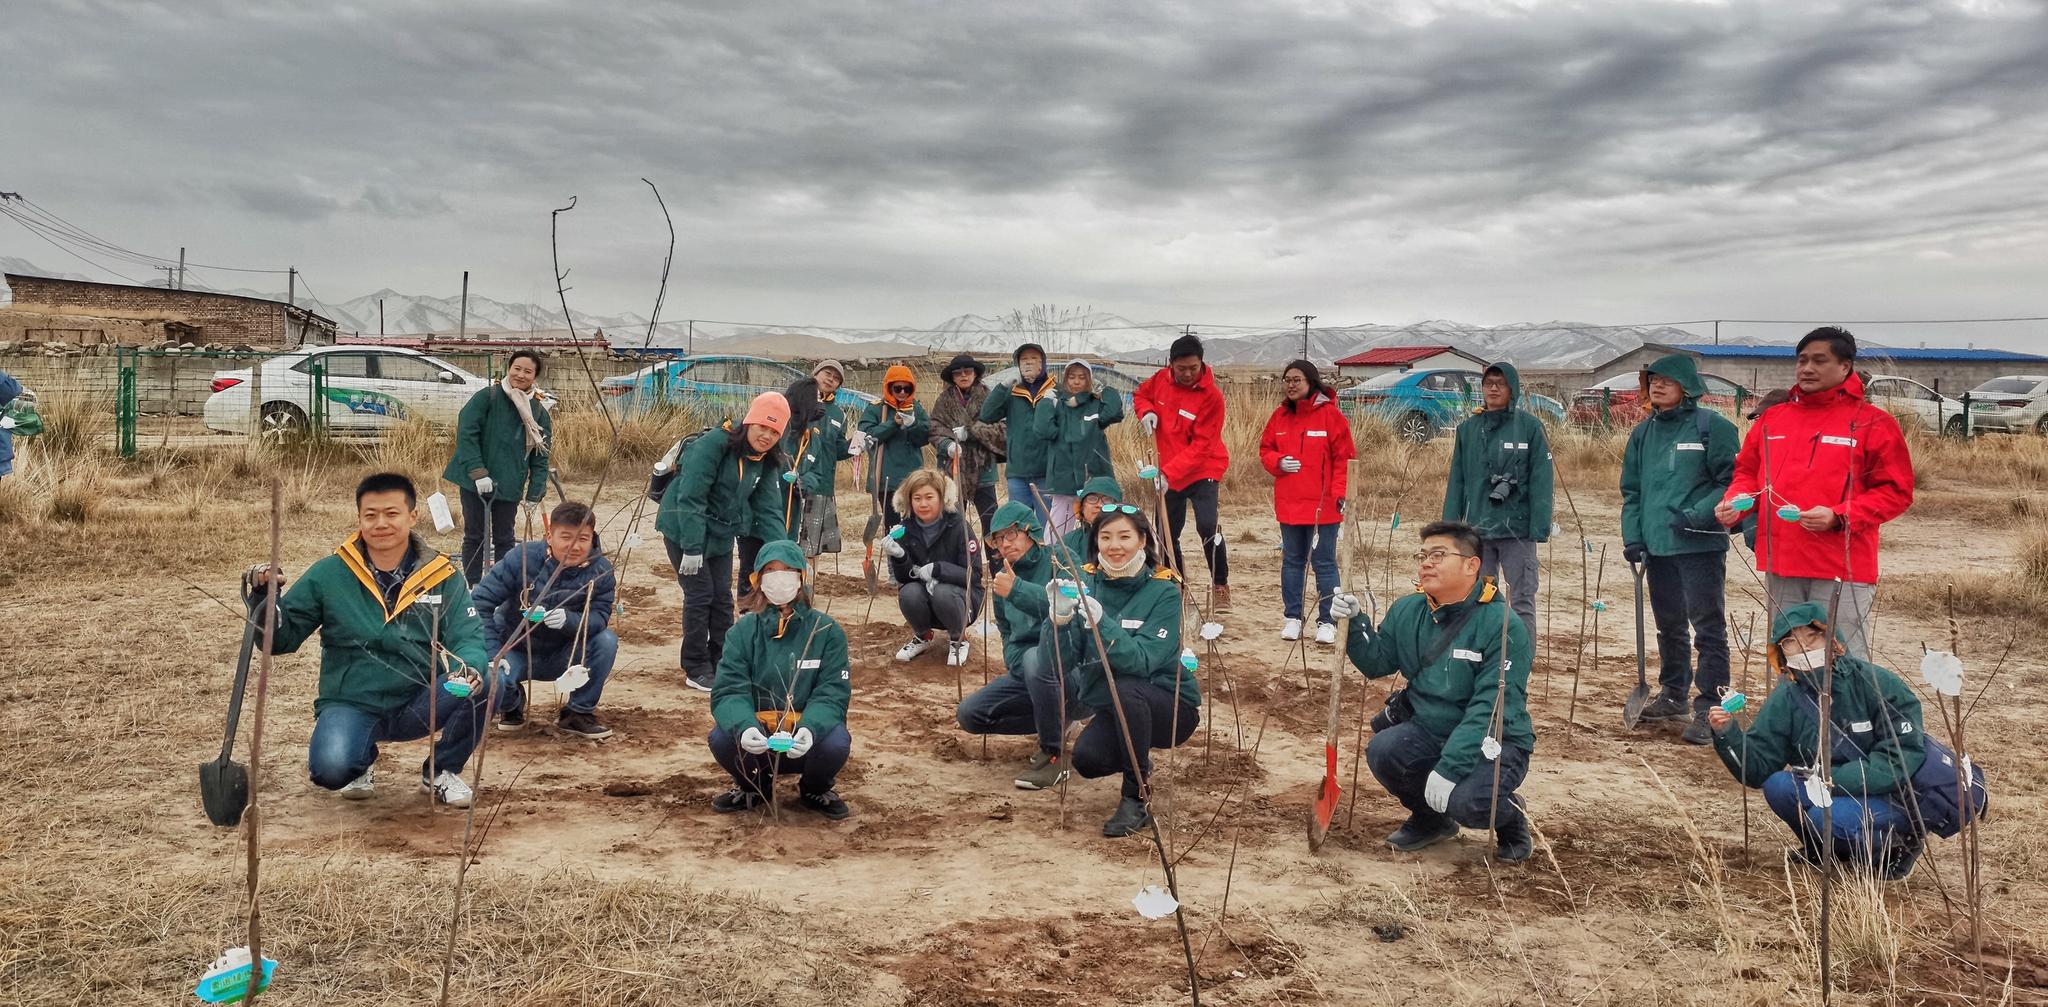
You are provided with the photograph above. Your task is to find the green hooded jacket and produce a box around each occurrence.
[1060,475,1125,560]
[1711,602,1926,796]
[442,385,552,502]
[1443,363,1554,541]
[985,501,1054,675]
[710,541,853,736]
[979,347,1059,480]
[1621,355,1740,557]
[1032,368,1124,495]
[1046,563,1199,712]
[271,534,488,716]
[857,399,933,496]
[1343,576,1535,782]
[654,421,788,558]
[781,397,853,499]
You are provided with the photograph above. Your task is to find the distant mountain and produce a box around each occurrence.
[1195,319,1735,369]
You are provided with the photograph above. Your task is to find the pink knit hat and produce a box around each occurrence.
[743,391,791,435]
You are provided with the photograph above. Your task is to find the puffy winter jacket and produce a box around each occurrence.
[1621,355,1740,557]
[1721,373,1914,583]
[979,347,1060,480]
[887,510,986,614]
[470,540,616,657]
[781,393,853,500]
[1442,362,1554,542]
[1259,390,1357,525]
[1132,364,1230,491]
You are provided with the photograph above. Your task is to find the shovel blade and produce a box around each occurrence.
[1308,744,1341,851]
[1621,683,1651,730]
[199,758,250,828]
[861,512,881,547]
[863,552,879,596]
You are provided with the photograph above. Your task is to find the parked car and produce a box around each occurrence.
[984,360,1146,399]
[601,354,876,416]
[1567,371,1750,428]
[1962,375,2048,435]
[1863,374,1967,438]
[203,346,490,441]
[1338,368,1487,443]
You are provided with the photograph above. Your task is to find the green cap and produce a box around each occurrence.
[753,539,808,573]
[987,500,1042,536]
[1077,475,1124,504]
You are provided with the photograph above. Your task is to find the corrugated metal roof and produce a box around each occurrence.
[1334,345,1477,366]
[1665,342,2046,362]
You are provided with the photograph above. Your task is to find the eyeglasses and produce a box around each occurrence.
[1412,547,1475,565]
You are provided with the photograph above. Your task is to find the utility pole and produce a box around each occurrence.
[458,270,469,341]
[687,319,695,355]
[177,247,186,290]
[1713,319,1721,346]
[378,298,385,336]
[154,265,178,288]
[1294,314,1316,361]
[285,267,296,348]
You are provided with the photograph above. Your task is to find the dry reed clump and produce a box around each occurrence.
[549,402,710,484]
[2018,516,2048,596]
[25,383,112,460]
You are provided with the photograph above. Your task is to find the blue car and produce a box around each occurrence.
[600,354,877,416]
[1338,368,1564,443]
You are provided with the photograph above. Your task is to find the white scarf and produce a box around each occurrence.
[501,377,545,454]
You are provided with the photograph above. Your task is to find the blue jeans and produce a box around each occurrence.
[1761,770,1914,864]
[956,646,1086,754]
[707,723,852,797]
[1364,720,1529,832]
[1280,522,1340,623]
[495,630,616,716]
[308,680,487,787]
[1007,476,1050,528]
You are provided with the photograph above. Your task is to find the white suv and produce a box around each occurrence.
[1963,375,2048,436]
[203,346,491,440]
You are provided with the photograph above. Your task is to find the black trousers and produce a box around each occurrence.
[458,488,519,586]
[1645,551,1731,711]
[1071,680,1200,800]
[1163,479,1229,586]
[1365,720,1529,833]
[665,537,736,676]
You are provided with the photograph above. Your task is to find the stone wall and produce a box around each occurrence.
[4,274,334,347]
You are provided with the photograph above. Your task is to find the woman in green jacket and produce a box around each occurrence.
[706,540,854,820]
[1041,506,1199,838]
[1034,360,1123,542]
[858,364,932,531]
[443,349,553,584]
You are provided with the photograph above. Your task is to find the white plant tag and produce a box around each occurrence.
[624,531,645,550]
[427,492,456,533]
[1802,774,1834,809]
[556,664,590,697]
[1481,736,1501,761]
[1200,622,1224,641]
[1919,650,1963,697]
[1132,884,1179,920]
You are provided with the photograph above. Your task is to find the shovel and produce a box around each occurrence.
[861,441,886,596]
[198,587,265,827]
[1621,560,1650,729]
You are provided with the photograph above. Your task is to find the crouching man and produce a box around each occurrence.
[258,472,489,807]
[1329,520,1536,861]
[955,501,1083,791]
[472,500,618,740]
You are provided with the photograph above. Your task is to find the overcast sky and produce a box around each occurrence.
[4,0,2045,348]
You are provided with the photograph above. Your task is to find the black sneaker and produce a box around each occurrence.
[556,710,613,740]
[1387,814,1460,852]
[1879,836,1924,882]
[1680,715,1713,745]
[685,667,715,693]
[1102,797,1151,838]
[711,788,765,813]
[799,790,852,820]
[1494,819,1534,863]
[1639,695,1691,721]
[495,706,527,732]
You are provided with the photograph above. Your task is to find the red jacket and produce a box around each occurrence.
[1132,364,1229,490]
[1721,373,1914,584]
[1259,391,1356,525]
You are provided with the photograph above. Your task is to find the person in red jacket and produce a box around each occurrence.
[1258,360,1357,644]
[1714,327,1914,659]
[1133,334,1233,611]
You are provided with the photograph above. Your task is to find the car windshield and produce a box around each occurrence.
[1358,372,1410,389]
[1973,377,2042,395]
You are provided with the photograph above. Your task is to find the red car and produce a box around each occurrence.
[1568,371,1751,428]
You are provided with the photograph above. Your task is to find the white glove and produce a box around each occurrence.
[847,433,867,457]
[677,553,704,577]
[1424,771,1457,814]
[490,657,513,677]
[739,727,771,755]
[789,727,815,757]
[952,425,968,443]
[474,476,495,496]
[541,607,568,629]
[1279,455,1302,474]
[1199,621,1224,641]
[1047,579,1080,622]
[1154,474,1169,494]
[1140,413,1159,435]
[1328,592,1363,621]
[913,563,937,584]
[0,416,13,430]
[894,410,914,427]
[947,441,960,459]
[880,533,907,559]
[1067,596,1104,628]
[1065,395,1079,408]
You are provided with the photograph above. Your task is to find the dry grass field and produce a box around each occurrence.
[2,381,2045,1006]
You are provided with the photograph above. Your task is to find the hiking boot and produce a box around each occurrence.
[1879,836,1924,882]
[799,789,853,820]
[495,705,527,732]
[1211,585,1234,614]
[1102,797,1152,838]
[712,787,765,814]
[1014,750,1070,791]
[1680,715,1713,746]
[895,634,934,662]
[946,638,971,667]
[337,767,375,800]
[556,709,613,740]
[1494,819,1534,863]
[684,667,715,693]
[1639,695,1691,721]
[1280,617,1303,641]
[421,770,474,808]
[1387,813,1460,852]
[1314,622,1338,646]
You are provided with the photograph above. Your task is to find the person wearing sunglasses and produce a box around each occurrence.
[955,501,1082,792]
[1034,359,1124,542]
[1441,362,1552,636]
[1327,520,1535,862]
[857,364,932,532]
[1062,476,1126,563]
[1258,358,1357,646]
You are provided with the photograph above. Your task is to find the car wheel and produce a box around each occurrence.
[259,402,308,444]
[1397,411,1433,444]
[1943,415,1967,439]
[2036,414,2048,437]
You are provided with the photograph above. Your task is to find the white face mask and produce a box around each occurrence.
[761,570,803,606]
[1784,646,1829,672]
[1101,551,1147,579]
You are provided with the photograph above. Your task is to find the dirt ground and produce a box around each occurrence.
[2,445,2045,1006]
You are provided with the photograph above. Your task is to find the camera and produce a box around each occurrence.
[1488,473,1519,504]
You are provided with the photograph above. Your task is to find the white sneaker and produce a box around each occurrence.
[338,767,375,799]
[895,635,934,662]
[1280,618,1302,641]
[947,639,971,666]
[421,770,473,808]
[1315,622,1338,645]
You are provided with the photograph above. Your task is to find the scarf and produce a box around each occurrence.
[501,377,545,454]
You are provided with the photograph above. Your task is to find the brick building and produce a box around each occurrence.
[2,273,336,348]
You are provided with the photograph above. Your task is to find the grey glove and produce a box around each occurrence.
[952,425,968,442]
[474,476,495,497]
[1140,413,1159,435]
[541,608,568,629]
[913,562,937,584]
[677,553,704,577]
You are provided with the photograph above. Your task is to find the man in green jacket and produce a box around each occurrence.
[261,472,491,808]
[1442,362,1553,635]
[1330,520,1535,861]
[956,502,1080,790]
[1620,354,1740,744]
[981,342,1058,526]
[443,349,553,584]
[1705,602,1927,879]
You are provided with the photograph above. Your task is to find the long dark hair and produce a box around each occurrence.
[1281,358,1330,411]
[782,378,823,430]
